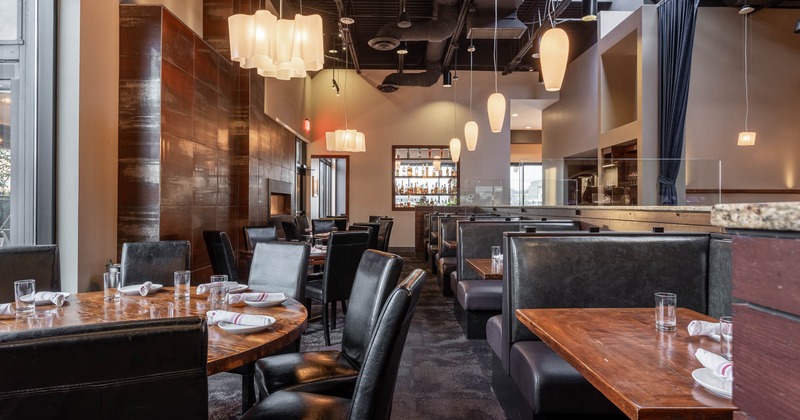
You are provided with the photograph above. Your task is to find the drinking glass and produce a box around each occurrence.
[27,311,54,329]
[14,279,36,314]
[173,270,191,300]
[491,246,503,273]
[103,271,120,302]
[208,282,229,311]
[654,292,677,331]
[720,316,733,361]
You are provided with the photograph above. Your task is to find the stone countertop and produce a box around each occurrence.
[485,205,712,212]
[711,202,800,232]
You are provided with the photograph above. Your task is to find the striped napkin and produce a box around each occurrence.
[688,320,720,337]
[695,348,733,380]
[139,282,154,296]
[206,310,274,327]
[0,303,14,316]
[196,282,235,295]
[35,292,67,307]
[227,292,285,305]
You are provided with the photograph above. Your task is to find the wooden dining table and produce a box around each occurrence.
[516,307,737,419]
[0,287,308,376]
[466,258,503,279]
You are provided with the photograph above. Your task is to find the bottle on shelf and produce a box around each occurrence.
[406,166,412,176]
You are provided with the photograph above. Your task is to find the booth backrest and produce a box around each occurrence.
[437,216,470,258]
[709,233,733,318]
[500,231,711,371]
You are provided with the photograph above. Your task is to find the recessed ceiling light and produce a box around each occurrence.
[525,126,532,130]
[511,113,519,117]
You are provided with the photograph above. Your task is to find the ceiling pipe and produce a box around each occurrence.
[334,0,361,74]
[373,0,460,92]
[503,0,572,75]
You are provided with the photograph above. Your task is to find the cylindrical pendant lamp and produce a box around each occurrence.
[540,27,569,92]
[487,93,506,133]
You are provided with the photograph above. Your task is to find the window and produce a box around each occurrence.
[510,163,543,206]
[0,0,56,246]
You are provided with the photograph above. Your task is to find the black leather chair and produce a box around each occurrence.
[0,317,208,419]
[305,231,369,346]
[368,215,386,223]
[281,221,303,242]
[249,241,310,300]
[376,218,394,252]
[0,245,60,302]
[119,240,190,287]
[242,269,426,420]
[243,226,278,250]
[323,217,348,232]
[294,215,310,236]
[348,223,378,250]
[203,230,240,283]
[269,215,296,240]
[312,219,337,236]
[254,250,404,400]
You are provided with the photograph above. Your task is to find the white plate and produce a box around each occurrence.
[34,292,71,306]
[692,367,732,399]
[226,283,248,294]
[244,296,287,308]
[118,284,163,296]
[218,319,275,334]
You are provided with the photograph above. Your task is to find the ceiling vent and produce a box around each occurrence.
[466,0,526,39]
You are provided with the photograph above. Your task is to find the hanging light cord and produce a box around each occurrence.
[469,40,473,118]
[454,69,458,136]
[493,0,498,93]
[344,48,349,130]
[743,14,750,132]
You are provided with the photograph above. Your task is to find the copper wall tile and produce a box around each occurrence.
[160,205,194,243]
[218,60,236,99]
[191,206,217,268]
[161,135,194,207]
[162,9,194,74]
[194,38,219,91]
[193,80,220,148]
[119,6,162,58]
[118,159,160,208]
[162,61,194,140]
[201,0,234,56]
[192,143,219,206]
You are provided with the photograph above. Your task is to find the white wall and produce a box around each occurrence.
[306,69,541,248]
[57,0,120,292]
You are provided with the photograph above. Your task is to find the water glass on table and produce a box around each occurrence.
[27,311,54,329]
[654,292,677,331]
[14,279,36,315]
[174,270,191,300]
[208,275,229,311]
[491,246,503,273]
[103,271,120,302]
[720,316,733,361]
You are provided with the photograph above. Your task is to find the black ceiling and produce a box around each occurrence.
[277,0,800,74]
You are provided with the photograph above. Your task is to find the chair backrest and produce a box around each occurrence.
[368,215,386,223]
[294,215,310,235]
[341,250,404,368]
[312,219,337,236]
[376,218,394,252]
[202,230,239,283]
[500,231,710,372]
[0,245,60,302]
[242,226,278,250]
[323,217,348,232]
[322,231,370,302]
[248,241,310,300]
[348,269,426,420]
[269,214,296,239]
[0,317,208,419]
[120,241,191,287]
[281,221,303,242]
[348,224,378,250]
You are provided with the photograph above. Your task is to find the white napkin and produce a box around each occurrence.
[695,348,733,380]
[35,292,66,307]
[139,281,154,296]
[227,292,285,305]
[688,320,720,337]
[196,282,233,295]
[0,303,14,316]
[206,310,274,327]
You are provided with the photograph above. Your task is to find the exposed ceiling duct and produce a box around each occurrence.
[372,0,460,92]
[467,0,526,39]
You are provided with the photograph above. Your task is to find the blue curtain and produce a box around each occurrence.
[657,0,700,205]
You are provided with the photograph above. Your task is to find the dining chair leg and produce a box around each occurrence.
[322,302,331,346]
[239,362,256,413]
[341,300,347,314]
[331,301,337,330]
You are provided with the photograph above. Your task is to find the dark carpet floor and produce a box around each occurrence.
[208,254,505,419]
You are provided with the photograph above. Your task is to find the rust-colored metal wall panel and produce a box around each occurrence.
[732,236,800,314]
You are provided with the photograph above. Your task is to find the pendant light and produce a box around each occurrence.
[326,43,366,152]
[738,8,756,146]
[487,0,506,133]
[450,72,462,163]
[539,1,569,92]
[464,42,478,151]
[228,0,324,80]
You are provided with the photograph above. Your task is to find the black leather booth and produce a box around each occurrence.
[489,231,712,419]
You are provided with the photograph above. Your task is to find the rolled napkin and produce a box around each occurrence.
[688,320,720,337]
[695,348,733,380]
[34,292,66,307]
[0,303,14,316]
[227,292,285,305]
[196,282,233,295]
[206,310,274,327]
[139,281,154,296]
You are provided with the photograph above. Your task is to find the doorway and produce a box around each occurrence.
[310,156,348,220]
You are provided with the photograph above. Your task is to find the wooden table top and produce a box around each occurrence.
[0,287,308,376]
[466,258,502,280]
[516,308,736,420]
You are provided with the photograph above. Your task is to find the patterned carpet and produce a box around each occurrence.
[208,254,505,419]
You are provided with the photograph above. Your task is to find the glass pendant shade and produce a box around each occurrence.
[228,11,324,80]
[487,93,506,133]
[449,138,462,163]
[540,27,569,92]
[737,131,756,146]
[326,129,366,152]
[464,121,478,151]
